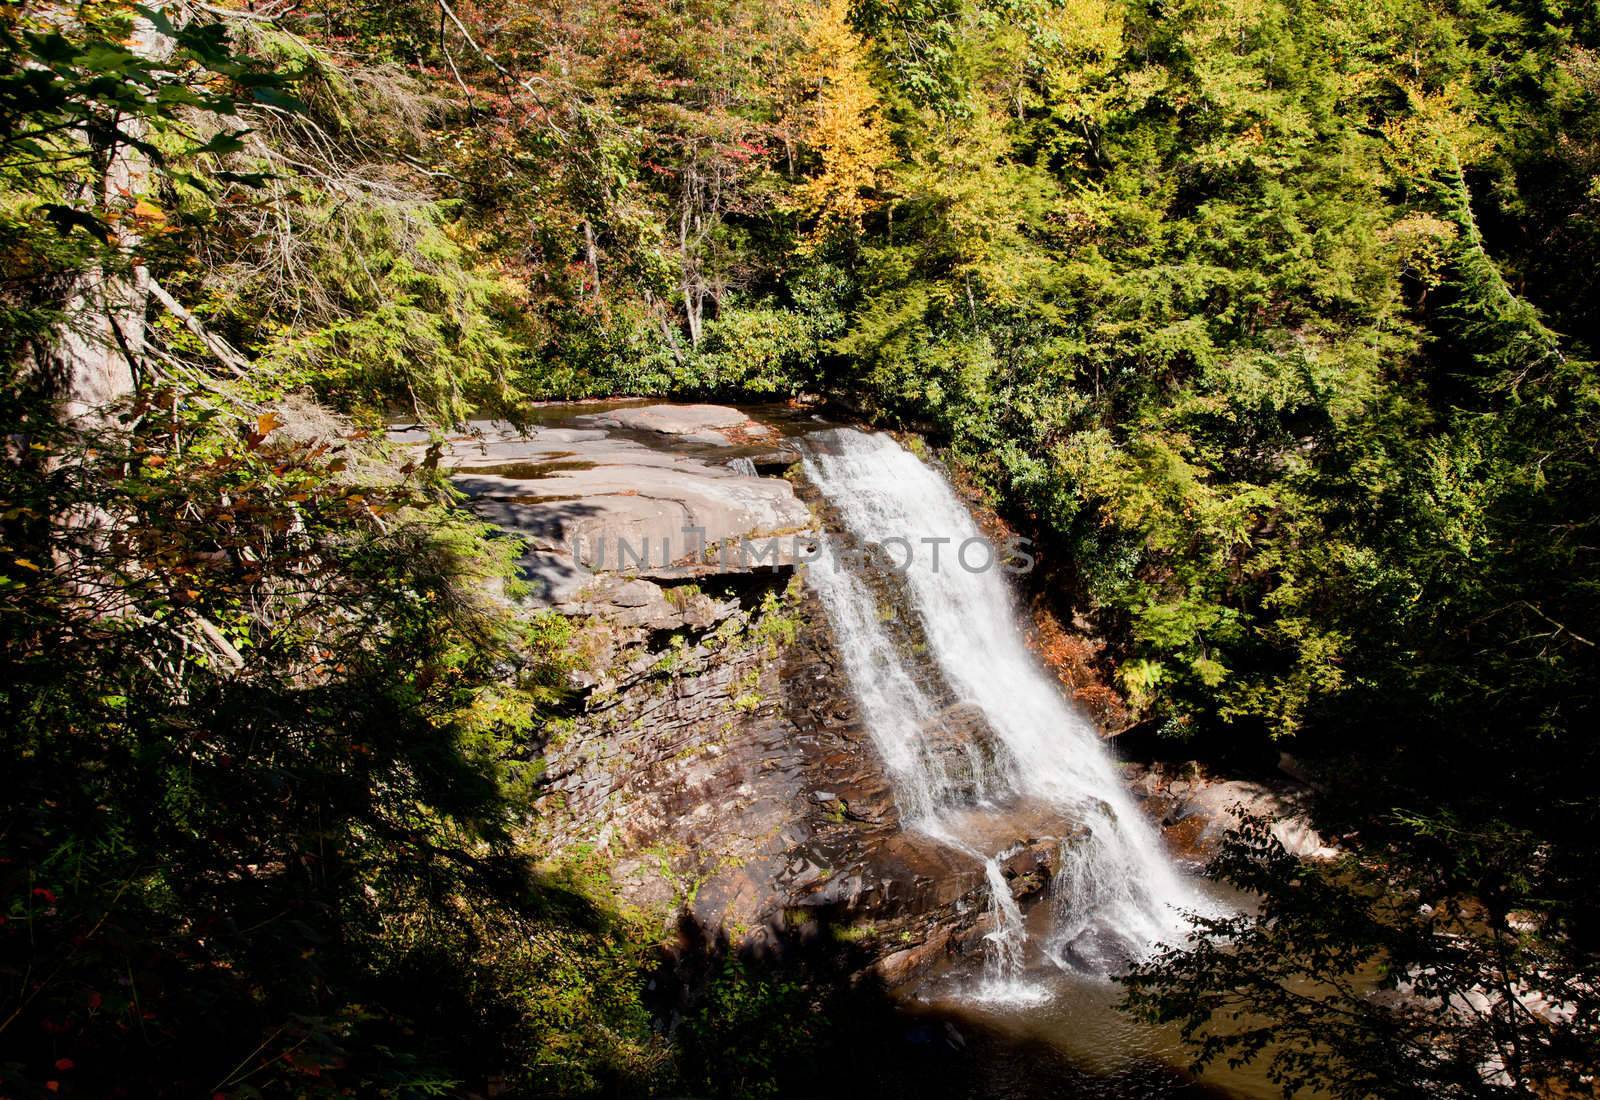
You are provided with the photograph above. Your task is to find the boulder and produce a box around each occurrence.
[1177,779,1336,859]
[1000,837,1057,885]
[580,403,757,444]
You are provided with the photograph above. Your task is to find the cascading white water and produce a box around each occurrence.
[980,855,1039,998]
[800,428,1199,990]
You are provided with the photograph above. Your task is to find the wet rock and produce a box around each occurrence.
[807,872,868,908]
[836,775,895,823]
[777,853,831,890]
[918,702,1006,806]
[413,406,1156,990]
[950,911,1001,956]
[1000,838,1056,881]
[1007,831,1082,899]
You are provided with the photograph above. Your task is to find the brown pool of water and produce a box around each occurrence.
[900,878,1310,1100]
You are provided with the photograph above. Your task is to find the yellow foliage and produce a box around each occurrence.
[1380,81,1492,181]
[796,0,892,243]
[1380,211,1459,289]
[1039,0,1125,120]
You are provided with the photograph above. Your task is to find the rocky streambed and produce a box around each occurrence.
[396,402,1073,978]
[391,401,1334,1097]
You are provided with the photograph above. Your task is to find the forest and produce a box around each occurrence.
[2,0,1598,1095]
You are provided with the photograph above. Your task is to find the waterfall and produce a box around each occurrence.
[800,428,1198,987]
[727,456,759,477]
[980,855,1038,999]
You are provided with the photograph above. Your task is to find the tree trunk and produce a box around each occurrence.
[582,218,601,297]
[679,202,705,349]
[51,7,174,421]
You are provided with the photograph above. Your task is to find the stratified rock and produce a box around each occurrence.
[397,416,814,590]
[742,449,801,475]
[918,702,1008,806]
[399,405,1203,994]
[431,417,813,578]
[555,575,738,632]
[876,925,954,986]
[457,462,810,568]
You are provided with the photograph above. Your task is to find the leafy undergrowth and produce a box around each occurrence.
[0,391,671,1097]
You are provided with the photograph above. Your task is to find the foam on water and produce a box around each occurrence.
[800,428,1200,988]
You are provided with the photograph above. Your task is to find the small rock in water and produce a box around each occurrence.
[811,790,839,803]
[944,1021,966,1049]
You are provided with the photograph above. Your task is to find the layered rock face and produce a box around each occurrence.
[395,403,1096,988]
